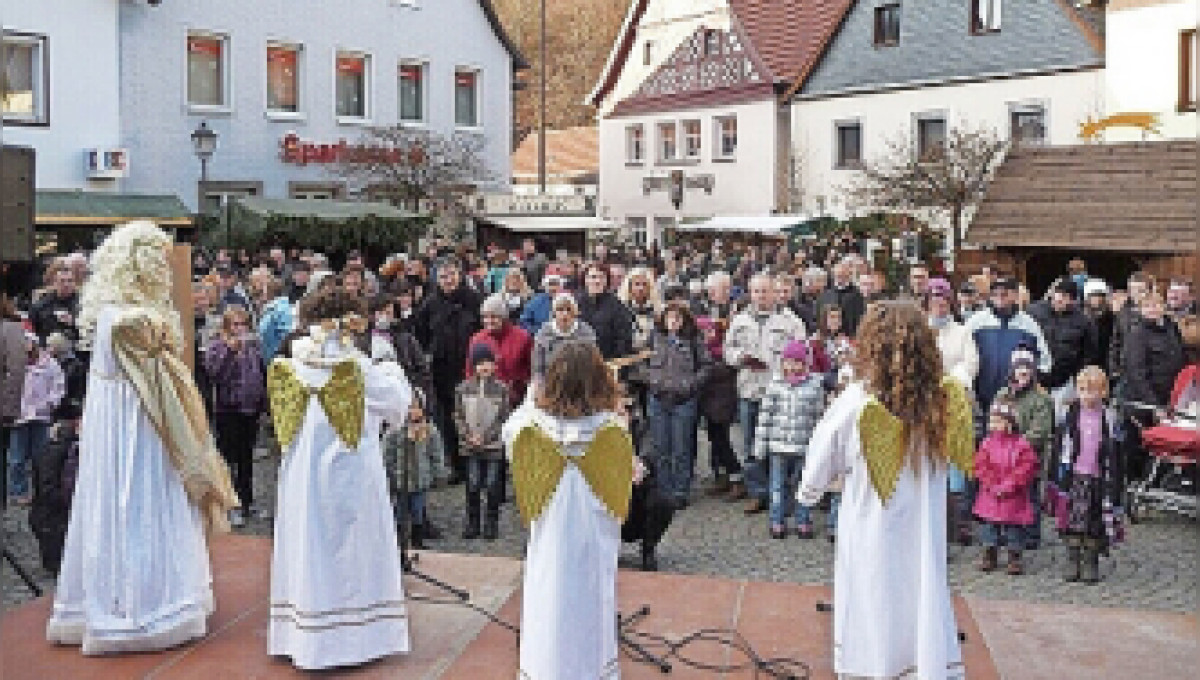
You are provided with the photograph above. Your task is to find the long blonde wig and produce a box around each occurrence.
[78,220,179,342]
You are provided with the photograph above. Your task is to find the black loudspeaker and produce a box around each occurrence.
[0,145,36,263]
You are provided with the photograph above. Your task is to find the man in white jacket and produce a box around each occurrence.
[724,274,807,513]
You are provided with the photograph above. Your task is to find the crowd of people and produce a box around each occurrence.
[5,235,1198,581]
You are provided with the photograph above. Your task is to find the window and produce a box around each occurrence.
[643,41,653,66]
[704,30,720,56]
[1010,104,1046,146]
[835,121,862,168]
[455,68,480,127]
[1,32,47,124]
[335,51,370,120]
[398,62,425,123]
[971,0,1002,34]
[657,122,677,161]
[187,33,229,109]
[1180,29,1198,112]
[626,124,645,163]
[682,119,701,159]
[199,181,262,215]
[289,182,345,200]
[715,115,737,159]
[874,4,901,47]
[266,43,301,115]
[627,216,647,245]
[915,114,946,161]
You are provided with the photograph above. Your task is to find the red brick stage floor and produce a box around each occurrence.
[1,535,1194,679]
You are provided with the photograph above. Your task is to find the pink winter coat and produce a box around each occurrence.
[972,431,1039,525]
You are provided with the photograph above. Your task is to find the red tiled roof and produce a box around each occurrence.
[729,0,855,84]
[511,126,598,180]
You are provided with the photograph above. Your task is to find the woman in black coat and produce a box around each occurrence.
[1123,293,1184,408]
[577,263,633,361]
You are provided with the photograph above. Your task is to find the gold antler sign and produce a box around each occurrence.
[1079,112,1162,141]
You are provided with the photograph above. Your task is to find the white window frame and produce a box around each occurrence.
[682,119,702,160]
[626,124,645,164]
[1008,100,1047,146]
[714,115,737,160]
[185,30,232,114]
[398,60,428,125]
[913,110,948,161]
[1,31,48,125]
[454,66,483,130]
[971,0,1002,35]
[834,119,863,169]
[656,121,677,162]
[334,49,372,124]
[265,40,304,120]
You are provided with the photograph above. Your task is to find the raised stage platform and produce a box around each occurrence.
[1,535,1194,678]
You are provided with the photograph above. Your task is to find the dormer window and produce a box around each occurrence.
[971,0,1002,35]
[874,4,901,47]
[703,30,720,56]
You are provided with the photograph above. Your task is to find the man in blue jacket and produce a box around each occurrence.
[965,276,1052,411]
[518,274,565,335]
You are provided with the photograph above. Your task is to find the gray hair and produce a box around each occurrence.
[705,271,732,289]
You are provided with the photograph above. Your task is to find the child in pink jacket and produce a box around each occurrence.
[973,399,1039,575]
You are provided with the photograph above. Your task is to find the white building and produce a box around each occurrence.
[589,0,849,246]
[788,0,1107,225]
[1102,0,1198,141]
[2,0,123,192]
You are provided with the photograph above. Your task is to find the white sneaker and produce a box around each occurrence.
[229,508,246,528]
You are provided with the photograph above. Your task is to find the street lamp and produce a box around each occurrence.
[190,120,221,245]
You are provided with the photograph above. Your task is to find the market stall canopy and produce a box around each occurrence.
[482,215,619,232]
[675,214,814,236]
[969,141,1199,253]
[226,197,428,251]
[36,190,192,227]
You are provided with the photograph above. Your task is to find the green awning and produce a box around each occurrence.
[233,197,420,221]
[36,190,192,227]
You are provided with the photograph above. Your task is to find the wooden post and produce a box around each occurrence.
[170,243,195,372]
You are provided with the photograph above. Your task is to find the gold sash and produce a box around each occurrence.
[110,309,239,533]
[511,422,634,525]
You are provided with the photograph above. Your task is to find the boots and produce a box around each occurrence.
[1080,540,1102,584]
[707,473,730,496]
[423,521,443,540]
[482,491,501,540]
[410,524,426,550]
[1006,550,1024,576]
[640,543,659,572]
[978,546,999,572]
[743,497,767,515]
[1063,541,1082,583]
[725,481,747,502]
[948,492,973,546]
[462,490,481,539]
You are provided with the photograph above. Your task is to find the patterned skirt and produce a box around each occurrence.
[1064,474,1106,540]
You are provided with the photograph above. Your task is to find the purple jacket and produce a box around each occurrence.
[204,336,266,415]
[19,353,65,424]
[973,431,1039,526]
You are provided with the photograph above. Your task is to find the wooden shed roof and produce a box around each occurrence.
[968,141,1200,253]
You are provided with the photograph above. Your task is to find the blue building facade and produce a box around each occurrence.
[118,0,525,211]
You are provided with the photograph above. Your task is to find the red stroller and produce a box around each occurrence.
[1129,365,1199,521]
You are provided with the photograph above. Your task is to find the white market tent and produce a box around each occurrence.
[674,214,814,236]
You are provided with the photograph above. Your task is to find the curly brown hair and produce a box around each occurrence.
[855,300,948,468]
[535,342,619,418]
[297,284,367,326]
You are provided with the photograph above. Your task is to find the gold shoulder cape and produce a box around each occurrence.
[511,422,634,525]
[858,376,975,504]
[268,359,365,451]
[110,309,239,533]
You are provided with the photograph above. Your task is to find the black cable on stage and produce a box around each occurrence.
[619,624,812,679]
[406,592,522,636]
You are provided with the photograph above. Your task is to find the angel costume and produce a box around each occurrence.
[48,306,238,654]
[505,406,634,680]
[797,377,975,680]
[267,331,412,670]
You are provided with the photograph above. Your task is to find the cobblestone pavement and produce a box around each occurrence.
[6,440,1197,614]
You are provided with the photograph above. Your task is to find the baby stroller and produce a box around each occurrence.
[1128,367,1199,521]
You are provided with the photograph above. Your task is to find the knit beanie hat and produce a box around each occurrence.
[470,343,496,368]
[1010,346,1037,371]
[552,292,578,312]
[1083,279,1109,298]
[781,339,811,364]
[928,277,953,299]
[990,400,1020,431]
[481,293,508,317]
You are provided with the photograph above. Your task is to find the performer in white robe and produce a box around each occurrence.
[797,301,975,680]
[267,290,412,671]
[48,221,239,654]
[504,342,633,680]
